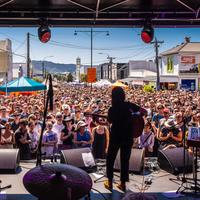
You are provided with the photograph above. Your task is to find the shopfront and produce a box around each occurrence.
[180,79,196,91]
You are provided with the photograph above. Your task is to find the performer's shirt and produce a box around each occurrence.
[108,101,140,142]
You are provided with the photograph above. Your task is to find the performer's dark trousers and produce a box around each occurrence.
[106,138,133,182]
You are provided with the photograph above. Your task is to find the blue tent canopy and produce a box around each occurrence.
[0,77,47,92]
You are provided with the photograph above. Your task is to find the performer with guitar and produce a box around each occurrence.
[104,86,147,192]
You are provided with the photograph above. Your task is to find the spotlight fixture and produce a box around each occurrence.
[141,24,154,43]
[38,24,51,43]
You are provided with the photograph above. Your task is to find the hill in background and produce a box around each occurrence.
[32,60,76,74]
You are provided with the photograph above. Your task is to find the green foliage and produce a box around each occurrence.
[67,73,73,82]
[143,84,155,93]
[80,74,87,82]
[32,77,43,83]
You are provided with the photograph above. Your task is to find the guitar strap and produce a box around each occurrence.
[142,131,153,145]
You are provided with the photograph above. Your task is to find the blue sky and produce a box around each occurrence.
[0,27,200,65]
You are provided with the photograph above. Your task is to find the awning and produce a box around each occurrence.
[160,76,179,83]
[132,80,144,86]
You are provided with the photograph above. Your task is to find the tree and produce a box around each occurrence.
[32,77,43,83]
[80,74,87,82]
[67,73,73,82]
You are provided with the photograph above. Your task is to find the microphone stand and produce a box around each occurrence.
[168,112,200,195]
[36,74,53,166]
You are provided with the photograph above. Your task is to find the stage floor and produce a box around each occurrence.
[0,160,199,200]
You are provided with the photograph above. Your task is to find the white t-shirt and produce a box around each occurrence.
[52,123,64,144]
[42,130,57,156]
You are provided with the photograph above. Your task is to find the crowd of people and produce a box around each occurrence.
[0,83,200,161]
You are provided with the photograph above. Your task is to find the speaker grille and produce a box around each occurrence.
[158,147,193,175]
[114,148,145,173]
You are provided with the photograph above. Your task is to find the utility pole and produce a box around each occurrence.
[42,62,45,80]
[74,28,109,90]
[151,38,164,91]
[107,56,115,81]
[27,32,30,78]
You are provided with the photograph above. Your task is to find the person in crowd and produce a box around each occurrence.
[21,104,29,118]
[34,111,42,136]
[73,121,93,148]
[52,112,64,147]
[60,116,75,150]
[139,121,154,157]
[62,104,71,119]
[72,107,84,124]
[42,122,58,157]
[0,122,14,148]
[174,112,185,132]
[152,104,164,128]
[158,119,183,150]
[28,121,38,158]
[0,107,9,122]
[92,117,109,159]
[15,119,31,160]
[83,109,93,133]
[104,86,146,192]
[10,112,20,132]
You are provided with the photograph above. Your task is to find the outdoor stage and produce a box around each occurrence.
[0,160,199,200]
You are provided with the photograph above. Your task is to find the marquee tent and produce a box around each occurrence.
[0,77,46,93]
[93,79,112,87]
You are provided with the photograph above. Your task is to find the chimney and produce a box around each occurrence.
[185,37,190,43]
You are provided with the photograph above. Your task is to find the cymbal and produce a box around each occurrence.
[23,163,92,200]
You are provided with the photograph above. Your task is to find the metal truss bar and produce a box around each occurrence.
[65,0,95,12]
[99,0,130,12]
[176,0,195,13]
[0,0,14,8]
[96,0,101,18]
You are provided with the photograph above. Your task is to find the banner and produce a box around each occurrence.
[181,56,195,64]
[87,68,96,83]
[167,56,174,73]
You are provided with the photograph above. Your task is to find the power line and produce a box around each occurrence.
[0,32,23,43]
[14,39,26,53]
[30,33,153,51]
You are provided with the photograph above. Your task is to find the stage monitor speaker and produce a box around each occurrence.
[0,149,20,173]
[60,148,97,173]
[114,148,145,173]
[158,147,193,175]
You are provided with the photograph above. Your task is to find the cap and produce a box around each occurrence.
[163,108,170,113]
[56,112,62,117]
[164,119,176,128]
[76,120,87,131]
[62,104,70,110]
[63,116,73,122]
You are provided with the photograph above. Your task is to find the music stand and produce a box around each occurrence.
[187,138,200,194]
[170,124,200,195]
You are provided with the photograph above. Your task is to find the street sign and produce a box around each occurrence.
[87,68,96,83]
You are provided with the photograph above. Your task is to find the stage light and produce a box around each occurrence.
[141,24,154,43]
[38,25,51,43]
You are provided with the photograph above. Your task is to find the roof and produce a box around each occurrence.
[0,76,46,92]
[161,42,200,56]
[0,1,200,27]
